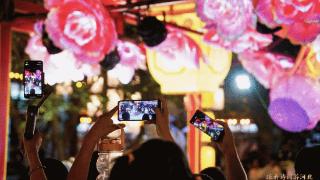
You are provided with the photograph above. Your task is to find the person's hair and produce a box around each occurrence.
[295,145,320,180]
[42,158,68,180]
[110,139,195,180]
[200,167,226,180]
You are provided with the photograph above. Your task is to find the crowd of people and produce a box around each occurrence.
[23,97,320,180]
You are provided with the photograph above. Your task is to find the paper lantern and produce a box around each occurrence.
[147,36,231,94]
[269,75,320,132]
[152,30,202,70]
[25,21,101,85]
[117,40,146,70]
[45,0,117,63]
[108,64,135,84]
[204,28,272,53]
[256,0,320,44]
[238,50,294,88]
[196,0,255,39]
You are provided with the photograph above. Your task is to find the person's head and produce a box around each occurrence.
[295,145,320,179]
[110,139,195,180]
[200,167,226,180]
[42,158,68,180]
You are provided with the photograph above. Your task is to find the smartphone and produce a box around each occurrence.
[24,60,44,98]
[118,100,161,121]
[190,110,224,141]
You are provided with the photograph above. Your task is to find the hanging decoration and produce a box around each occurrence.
[268,75,320,132]
[256,0,320,44]
[238,50,294,88]
[25,21,100,85]
[312,35,320,62]
[100,49,121,70]
[151,30,202,71]
[204,28,273,53]
[45,0,118,63]
[107,40,146,84]
[117,40,146,70]
[137,16,168,47]
[196,0,273,53]
[196,0,255,39]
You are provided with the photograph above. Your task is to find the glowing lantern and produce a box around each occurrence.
[45,0,117,63]
[147,32,231,94]
[238,50,294,88]
[151,30,202,71]
[268,75,320,132]
[117,40,146,70]
[256,0,320,44]
[196,0,255,39]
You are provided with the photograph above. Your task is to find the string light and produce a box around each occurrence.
[9,72,23,80]
[76,82,83,88]
[80,117,92,124]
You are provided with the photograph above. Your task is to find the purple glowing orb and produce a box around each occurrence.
[269,75,320,132]
[268,98,309,132]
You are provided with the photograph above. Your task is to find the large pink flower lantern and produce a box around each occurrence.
[117,40,146,70]
[238,50,294,88]
[107,40,146,84]
[45,0,117,63]
[256,0,320,44]
[196,0,255,39]
[204,28,273,53]
[25,21,101,85]
[152,30,202,71]
[268,75,320,132]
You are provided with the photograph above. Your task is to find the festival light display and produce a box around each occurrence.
[45,0,117,63]
[196,0,255,39]
[238,50,294,88]
[256,0,320,44]
[268,75,320,132]
[25,21,100,85]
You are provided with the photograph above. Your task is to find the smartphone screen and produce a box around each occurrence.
[190,110,224,141]
[118,100,160,121]
[24,60,44,98]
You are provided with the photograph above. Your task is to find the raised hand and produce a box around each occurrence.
[155,97,174,142]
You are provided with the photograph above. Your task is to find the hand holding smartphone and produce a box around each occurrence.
[118,100,161,121]
[190,110,224,141]
[24,60,44,99]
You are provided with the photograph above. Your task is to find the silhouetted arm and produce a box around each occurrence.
[24,132,47,180]
[212,121,248,180]
[68,106,124,180]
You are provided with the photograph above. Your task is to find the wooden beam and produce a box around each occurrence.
[0,22,12,180]
[11,17,41,34]
[14,0,47,14]
[107,0,192,12]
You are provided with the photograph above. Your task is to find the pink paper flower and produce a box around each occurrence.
[255,0,278,28]
[117,40,146,70]
[25,21,101,85]
[108,64,135,84]
[153,30,202,70]
[196,0,255,39]
[256,0,320,44]
[204,28,272,53]
[238,50,294,88]
[45,0,117,64]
